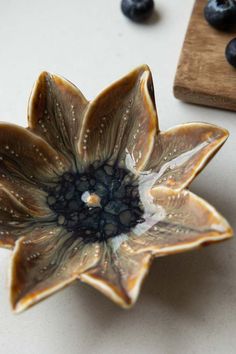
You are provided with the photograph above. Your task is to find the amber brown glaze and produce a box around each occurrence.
[0,65,232,313]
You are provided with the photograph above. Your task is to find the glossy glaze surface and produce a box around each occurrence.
[0,65,232,313]
[46,165,144,242]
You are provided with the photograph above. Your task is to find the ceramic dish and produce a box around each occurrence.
[0,65,233,313]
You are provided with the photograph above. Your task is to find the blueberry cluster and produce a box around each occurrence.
[46,164,144,243]
[204,0,236,67]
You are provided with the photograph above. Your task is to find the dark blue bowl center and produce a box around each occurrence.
[46,163,144,243]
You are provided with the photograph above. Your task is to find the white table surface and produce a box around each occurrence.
[0,1,236,353]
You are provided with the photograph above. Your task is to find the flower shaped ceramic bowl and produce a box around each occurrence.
[0,65,233,313]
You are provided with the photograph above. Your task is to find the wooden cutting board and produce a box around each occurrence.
[174,0,236,111]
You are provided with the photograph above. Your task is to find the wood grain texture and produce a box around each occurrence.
[174,0,236,111]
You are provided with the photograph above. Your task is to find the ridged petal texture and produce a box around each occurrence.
[0,65,232,313]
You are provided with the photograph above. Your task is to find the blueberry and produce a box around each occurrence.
[121,0,154,22]
[226,38,236,67]
[204,0,236,30]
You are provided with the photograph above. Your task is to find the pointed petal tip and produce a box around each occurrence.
[29,71,54,101]
[146,187,234,256]
[130,64,154,88]
[30,71,53,90]
[219,127,229,143]
[80,253,151,309]
[28,71,50,122]
[133,64,151,75]
[10,275,78,314]
[11,300,25,315]
[37,71,52,80]
[10,292,44,314]
[150,121,230,191]
[219,221,234,241]
[9,236,79,314]
[204,122,229,142]
[80,273,133,308]
[194,122,229,141]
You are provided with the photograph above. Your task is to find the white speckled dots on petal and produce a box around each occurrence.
[128,187,233,255]
[143,123,229,190]
[80,242,151,308]
[0,123,69,183]
[78,65,158,172]
[28,72,89,169]
[0,66,233,312]
[10,226,102,313]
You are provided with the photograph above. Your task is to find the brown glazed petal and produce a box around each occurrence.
[0,67,233,312]
[0,124,66,249]
[0,187,42,249]
[28,72,88,168]
[80,240,151,308]
[128,187,233,256]
[10,226,102,313]
[78,65,158,172]
[0,174,51,220]
[0,123,69,184]
[143,123,228,190]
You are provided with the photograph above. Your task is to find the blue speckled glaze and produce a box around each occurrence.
[46,163,144,243]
